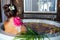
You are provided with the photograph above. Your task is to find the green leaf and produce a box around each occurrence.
[26,26,38,35]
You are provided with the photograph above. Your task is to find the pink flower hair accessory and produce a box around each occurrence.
[13,17,23,27]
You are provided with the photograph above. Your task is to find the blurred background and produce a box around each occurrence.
[0,0,60,26]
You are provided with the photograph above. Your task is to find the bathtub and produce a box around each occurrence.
[0,19,60,40]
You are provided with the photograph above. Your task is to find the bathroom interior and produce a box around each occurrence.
[0,0,60,40]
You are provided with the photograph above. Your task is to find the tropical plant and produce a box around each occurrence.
[13,25,50,40]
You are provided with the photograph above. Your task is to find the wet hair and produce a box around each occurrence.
[3,4,17,18]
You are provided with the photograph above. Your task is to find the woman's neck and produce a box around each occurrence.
[7,17,14,22]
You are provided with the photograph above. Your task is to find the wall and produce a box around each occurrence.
[1,0,10,22]
[0,0,10,26]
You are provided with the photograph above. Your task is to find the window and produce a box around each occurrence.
[24,0,57,13]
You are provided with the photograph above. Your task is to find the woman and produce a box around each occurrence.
[3,4,26,35]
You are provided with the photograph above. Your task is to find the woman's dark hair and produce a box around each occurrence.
[3,4,17,18]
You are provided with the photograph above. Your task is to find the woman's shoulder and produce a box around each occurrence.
[4,17,14,27]
[4,21,8,26]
